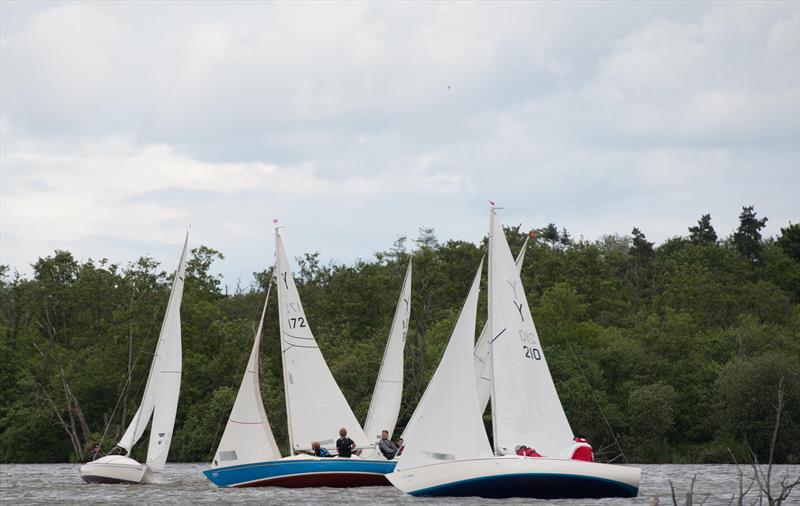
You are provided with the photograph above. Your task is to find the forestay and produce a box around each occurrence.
[488,209,573,457]
[363,260,412,441]
[212,281,282,468]
[473,236,528,414]
[275,229,370,453]
[397,262,492,471]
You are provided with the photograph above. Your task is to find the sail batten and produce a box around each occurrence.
[364,260,412,442]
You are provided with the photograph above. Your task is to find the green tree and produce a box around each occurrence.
[625,382,678,461]
[629,227,654,312]
[777,222,800,262]
[688,214,718,245]
[715,352,800,463]
[733,205,768,265]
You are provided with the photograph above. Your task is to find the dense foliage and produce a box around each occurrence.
[1,208,798,464]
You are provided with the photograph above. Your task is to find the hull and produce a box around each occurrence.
[203,455,397,488]
[79,455,148,484]
[387,456,640,499]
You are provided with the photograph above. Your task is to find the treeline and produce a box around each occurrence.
[1,206,798,464]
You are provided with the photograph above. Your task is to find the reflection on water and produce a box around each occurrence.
[1,463,798,505]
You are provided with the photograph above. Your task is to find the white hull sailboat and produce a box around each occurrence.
[80,233,189,484]
[204,227,410,488]
[389,456,639,498]
[388,209,640,499]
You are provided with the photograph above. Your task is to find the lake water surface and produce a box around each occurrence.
[1,463,798,505]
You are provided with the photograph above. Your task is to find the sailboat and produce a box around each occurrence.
[387,209,640,498]
[80,233,189,484]
[203,227,410,488]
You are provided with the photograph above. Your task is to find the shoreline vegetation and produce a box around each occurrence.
[1,206,798,466]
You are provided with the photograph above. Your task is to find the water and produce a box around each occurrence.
[1,463,798,505]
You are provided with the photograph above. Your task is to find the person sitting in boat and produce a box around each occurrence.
[396,437,404,456]
[568,436,594,462]
[336,427,357,458]
[377,430,398,460]
[311,441,332,458]
[515,445,542,457]
[88,443,102,461]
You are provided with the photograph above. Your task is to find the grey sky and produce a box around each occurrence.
[1,1,798,286]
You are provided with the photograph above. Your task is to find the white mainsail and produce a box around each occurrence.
[473,236,528,414]
[117,233,188,469]
[275,228,370,453]
[211,281,282,468]
[397,261,492,471]
[488,209,573,457]
[363,259,412,441]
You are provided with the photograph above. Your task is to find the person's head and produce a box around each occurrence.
[398,438,403,445]
[339,427,347,437]
[381,430,389,440]
[311,441,320,451]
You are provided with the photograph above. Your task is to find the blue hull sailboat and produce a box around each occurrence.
[204,227,411,488]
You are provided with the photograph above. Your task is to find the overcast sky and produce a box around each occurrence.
[2,1,798,287]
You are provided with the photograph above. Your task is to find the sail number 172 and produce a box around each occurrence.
[288,317,306,328]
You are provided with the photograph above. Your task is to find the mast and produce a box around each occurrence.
[276,227,295,456]
[488,207,500,455]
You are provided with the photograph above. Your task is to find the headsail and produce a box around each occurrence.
[145,232,189,471]
[363,259,412,441]
[117,233,188,458]
[211,280,282,468]
[488,209,573,457]
[275,228,370,453]
[473,236,528,414]
[397,261,492,471]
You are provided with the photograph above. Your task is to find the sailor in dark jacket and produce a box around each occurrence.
[377,430,398,460]
[336,427,357,458]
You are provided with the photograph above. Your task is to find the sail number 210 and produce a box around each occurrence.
[522,345,541,360]
[519,329,541,360]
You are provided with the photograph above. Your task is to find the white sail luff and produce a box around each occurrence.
[117,234,188,455]
[145,232,189,471]
[489,211,573,457]
[363,259,412,441]
[397,261,492,471]
[275,228,370,453]
[211,279,281,468]
[474,236,528,414]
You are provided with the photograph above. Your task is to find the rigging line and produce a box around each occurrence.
[566,341,628,464]
[96,354,142,456]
